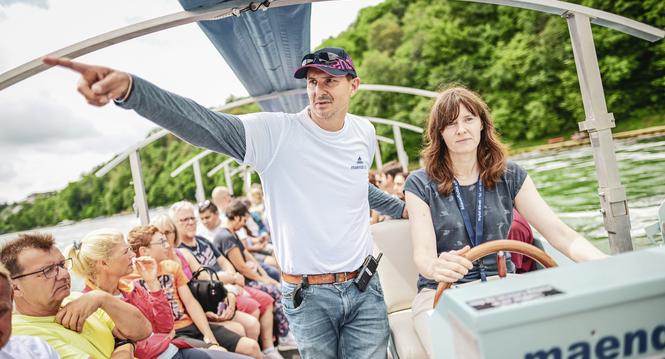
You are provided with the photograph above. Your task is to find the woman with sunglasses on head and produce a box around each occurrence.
[152,215,283,358]
[405,85,608,358]
[67,228,252,359]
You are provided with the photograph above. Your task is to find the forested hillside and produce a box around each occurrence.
[1,0,663,233]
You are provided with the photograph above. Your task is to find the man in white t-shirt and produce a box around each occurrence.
[0,263,59,359]
[46,47,406,359]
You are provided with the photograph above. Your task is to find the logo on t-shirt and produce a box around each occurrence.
[351,156,367,170]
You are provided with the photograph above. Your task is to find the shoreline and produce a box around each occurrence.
[510,125,665,156]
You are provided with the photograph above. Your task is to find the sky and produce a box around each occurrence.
[0,0,384,203]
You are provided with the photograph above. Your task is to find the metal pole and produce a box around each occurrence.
[392,125,409,171]
[566,12,632,253]
[128,150,150,225]
[374,139,384,171]
[244,169,252,195]
[193,159,205,203]
[224,165,234,196]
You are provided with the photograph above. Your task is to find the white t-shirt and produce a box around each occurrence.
[242,108,375,274]
[197,220,226,242]
[0,335,60,359]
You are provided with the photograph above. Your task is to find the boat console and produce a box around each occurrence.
[431,247,665,358]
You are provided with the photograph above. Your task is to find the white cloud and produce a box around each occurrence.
[0,0,48,9]
[0,0,384,203]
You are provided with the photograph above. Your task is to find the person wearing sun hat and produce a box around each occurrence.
[45,46,408,358]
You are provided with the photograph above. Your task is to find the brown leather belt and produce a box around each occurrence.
[282,270,359,285]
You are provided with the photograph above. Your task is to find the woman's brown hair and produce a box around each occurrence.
[421,85,507,195]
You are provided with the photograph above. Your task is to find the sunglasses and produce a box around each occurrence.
[301,51,342,66]
[198,199,215,212]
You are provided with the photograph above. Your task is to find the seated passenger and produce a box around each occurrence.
[248,184,268,229]
[153,214,283,358]
[508,208,536,273]
[68,228,247,359]
[169,201,297,351]
[198,200,226,242]
[378,160,403,197]
[236,199,279,278]
[126,225,262,359]
[0,233,151,358]
[393,172,408,201]
[212,187,233,225]
[0,262,59,359]
[405,86,608,358]
[215,200,281,285]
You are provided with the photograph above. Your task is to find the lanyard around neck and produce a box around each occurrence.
[452,176,484,248]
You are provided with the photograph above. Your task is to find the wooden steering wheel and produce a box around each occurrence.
[432,240,558,308]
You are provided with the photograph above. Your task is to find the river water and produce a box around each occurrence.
[513,133,665,252]
[2,134,664,255]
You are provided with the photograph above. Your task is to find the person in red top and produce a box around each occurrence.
[508,208,536,273]
[152,214,276,354]
[126,225,262,359]
[68,227,251,359]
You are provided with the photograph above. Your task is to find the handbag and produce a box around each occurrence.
[187,266,228,313]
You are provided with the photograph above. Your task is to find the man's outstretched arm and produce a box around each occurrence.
[42,57,247,161]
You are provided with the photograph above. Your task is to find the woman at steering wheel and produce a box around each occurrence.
[404,85,607,358]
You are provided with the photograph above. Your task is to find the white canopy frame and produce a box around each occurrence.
[0,0,661,252]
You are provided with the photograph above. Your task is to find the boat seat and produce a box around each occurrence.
[371,219,427,359]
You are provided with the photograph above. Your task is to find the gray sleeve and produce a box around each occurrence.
[368,184,405,218]
[115,75,246,161]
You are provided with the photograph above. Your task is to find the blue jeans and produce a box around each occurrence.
[281,273,389,359]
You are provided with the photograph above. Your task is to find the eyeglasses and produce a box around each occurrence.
[11,258,73,280]
[162,229,175,236]
[149,238,169,248]
[198,200,215,212]
[178,216,196,224]
[301,51,342,66]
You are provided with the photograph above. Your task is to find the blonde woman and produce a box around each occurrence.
[67,228,251,359]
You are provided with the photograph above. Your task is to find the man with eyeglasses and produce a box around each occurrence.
[46,47,407,358]
[0,262,60,358]
[0,232,152,358]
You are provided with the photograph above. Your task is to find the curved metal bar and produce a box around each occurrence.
[376,135,395,144]
[95,129,168,177]
[360,84,438,98]
[207,157,236,177]
[229,164,250,177]
[461,0,664,42]
[171,149,213,177]
[0,0,335,91]
[210,83,439,113]
[366,117,423,133]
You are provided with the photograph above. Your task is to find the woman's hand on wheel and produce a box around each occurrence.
[429,246,474,283]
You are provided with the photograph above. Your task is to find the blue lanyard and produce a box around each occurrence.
[452,176,487,281]
[452,177,484,247]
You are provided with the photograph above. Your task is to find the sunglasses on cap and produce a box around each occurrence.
[301,51,343,66]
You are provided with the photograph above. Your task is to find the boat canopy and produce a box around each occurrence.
[177,0,309,112]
